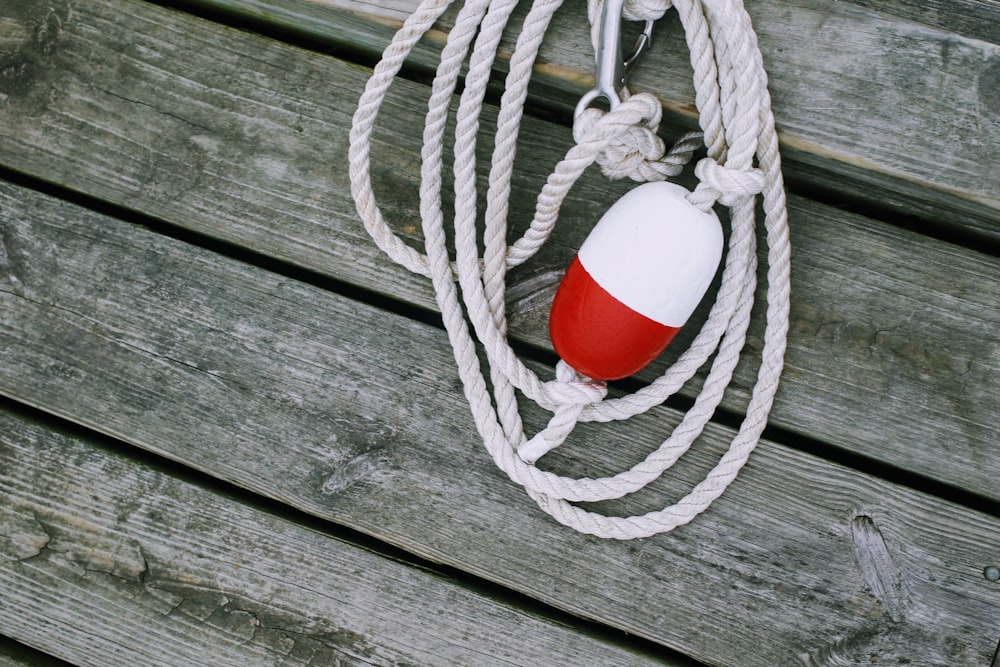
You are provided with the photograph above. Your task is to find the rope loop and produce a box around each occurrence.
[542,360,608,408]
[573,93,698,181]
[622,0,673,21]
[572,92,663,143]
[590,0,673,30]
[519,360,608,464]
[690,156,766,208]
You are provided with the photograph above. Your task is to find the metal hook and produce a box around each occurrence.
[574,0,655,119]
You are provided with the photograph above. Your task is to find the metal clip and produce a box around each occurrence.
[575,0,655,119]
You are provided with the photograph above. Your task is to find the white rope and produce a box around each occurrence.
[349,0,791,539]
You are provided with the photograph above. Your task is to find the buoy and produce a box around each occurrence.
[549,181,723,380]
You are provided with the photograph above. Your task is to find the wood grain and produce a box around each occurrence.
[0,0,997,502]
[1,180,998,665]
[0,407,676,667]
[175,0,1000,237]
[841,0,1000,44]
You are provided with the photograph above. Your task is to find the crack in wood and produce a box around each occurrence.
[215,596,383,664]
[4,512,54,564]
[76,543,151,586]
[91,84,214,134]
[1,282,232,387]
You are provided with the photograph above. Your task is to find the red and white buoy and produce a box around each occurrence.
[549,181,723,380]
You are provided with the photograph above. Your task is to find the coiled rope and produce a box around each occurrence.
[349,0,791,539]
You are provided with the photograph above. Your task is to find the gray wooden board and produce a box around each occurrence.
[842,0,1000,44]
[1,182,998,665]
[178,0,1000,236]
[0,0,998,503]
[0,408,677,667]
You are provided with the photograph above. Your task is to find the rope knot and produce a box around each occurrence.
[573,93,694,182]
[622,0,672,22]
[543,359,608,407]
[690,157,765,208]
[519,361,607,464]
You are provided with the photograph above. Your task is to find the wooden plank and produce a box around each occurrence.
[0,407,676,667]
[841,0,1000,44]
[0,0,997,501]
[1,181,998,665]
[173,0,1000,237]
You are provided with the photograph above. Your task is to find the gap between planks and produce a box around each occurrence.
[0,634,74,667]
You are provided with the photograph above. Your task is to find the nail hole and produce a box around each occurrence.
[984,565,1000,581]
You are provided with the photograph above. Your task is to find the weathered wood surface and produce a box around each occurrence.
[2,182,998,665]
[0,407,675,667]
[843,0,1000,44]
[178,0,1000,238]
[1,0,998,503]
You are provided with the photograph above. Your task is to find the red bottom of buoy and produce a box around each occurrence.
[550,257,680,381]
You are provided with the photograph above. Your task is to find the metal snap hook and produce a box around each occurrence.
[574,0,655,119]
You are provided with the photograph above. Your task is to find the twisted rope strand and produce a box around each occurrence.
[349,0,790,538]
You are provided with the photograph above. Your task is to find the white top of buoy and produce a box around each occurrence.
[578,181,724,327]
